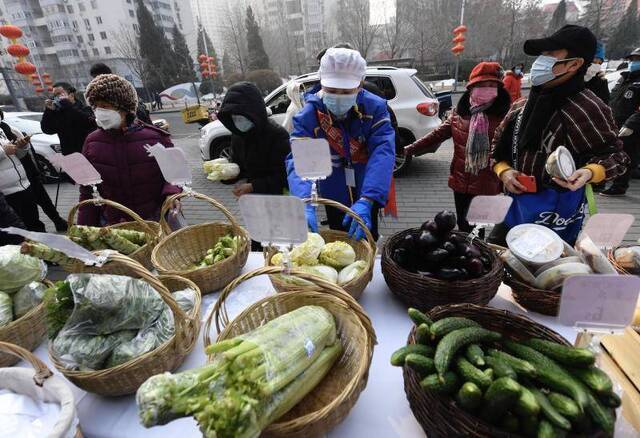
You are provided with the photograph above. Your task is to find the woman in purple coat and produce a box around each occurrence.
[78,74,180,225]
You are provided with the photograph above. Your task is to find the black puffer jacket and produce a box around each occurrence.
[0,192,24,245]
[217,82,291,194]
[41,99,97,155]
[610,70,640,131]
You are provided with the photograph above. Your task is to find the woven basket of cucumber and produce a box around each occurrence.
[396,304,619,437]
[152,192,250,294]
[135,266,374,437]
[266,197,375,300]
[47,253,201,396]
[607,243,640,275]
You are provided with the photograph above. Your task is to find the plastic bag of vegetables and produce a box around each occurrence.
[0,245,46,293]
[12,281,47,319]
[53,330,137,370]
[203,158,241,181]
[0,291,12,327]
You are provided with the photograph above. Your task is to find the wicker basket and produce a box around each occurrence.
[0,280,53,367]
[607,244,640,275]
[404,303,569,438]
[265,197,375,300]
[49,253,201,396]
[151,192,250,294]
[504,268,561,316]
[64,198,160,274]
[204,266,376,438]
[381,229,503,310]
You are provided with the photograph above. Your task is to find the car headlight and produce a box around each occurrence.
[50,144,61,153]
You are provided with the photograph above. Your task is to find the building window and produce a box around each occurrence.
[88,33,95,41]
[96,16,102,24]
[78,3,85,12]
[126,0,132,3]
[72,20,78,29]
[73,49,79,56]
[84,18,90,28]
[100,31,107,39]
[82,49,88,57]
[129,10,134,17]
[133,23,138,32]
[67,5,73,13]
[91,0,97,9]
[77,35,83,43]
[104,46,111,54]
[92,48,99,56]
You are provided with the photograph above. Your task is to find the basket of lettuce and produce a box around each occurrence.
[0,245,49,366]
[45,253,201,396]
[152,192,250,294]
[135,266,375,437]
[266,198,375,300]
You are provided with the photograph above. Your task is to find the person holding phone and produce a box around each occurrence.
[489,25,628,245]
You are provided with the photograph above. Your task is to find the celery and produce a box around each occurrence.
[100,228,141,255]
[21,242,75,266]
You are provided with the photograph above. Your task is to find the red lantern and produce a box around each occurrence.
[6,44,29,57]
[42,72,50,78]
[453,25,468,34]
[451,44,465,55]
[35,86,44,93]
[211,72,217,78]
[30,73,38,79]
[15,61,36,75]
[202,70,210,77]
[199,62,209,69]
[198,54,207,62]
[0,25,23,40]
[44,78,53,85]
[207,56,215,62]
[453,35,466,44]
[47,86,53,92]
[32,80,41,86]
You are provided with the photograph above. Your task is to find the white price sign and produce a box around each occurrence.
[146,143,192,187]
[1,227,104,266]
[559,275,640,330]
[239,195,308,245]
[49,152,102,186]
[466,195,513,224]
[582,213,634,248]
[291,138,332,180]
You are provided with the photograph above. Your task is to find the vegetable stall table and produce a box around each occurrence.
[18,253,583,438]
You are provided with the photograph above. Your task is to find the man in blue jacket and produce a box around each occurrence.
[286,48,395,240]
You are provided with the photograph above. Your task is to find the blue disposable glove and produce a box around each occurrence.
[305,204,318,232]
[342,199,373,241]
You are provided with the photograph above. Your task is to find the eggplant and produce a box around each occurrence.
[421,220,439,234]
[417,270,434,278]
[436,267,465,280]
[425,248,449,264]
[393,248,408,267]
[441,241,456,254]
[467,258,484,277]
[401,233,416,252]
[467,244,482,259]
[418,231,439,250]
[456,242,473,257]
[434,210,457,234]
[480,255,492,270]
[443,255,468,269]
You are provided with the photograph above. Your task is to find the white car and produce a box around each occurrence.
[199,66,442,175]
[3,112,62,183]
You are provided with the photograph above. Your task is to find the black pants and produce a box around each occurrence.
[20,152,64,222]
[0,192,25,245]
[325,204,380,241]
[611,135,639,191]
[453,192,476,233]
[5,188,45,232]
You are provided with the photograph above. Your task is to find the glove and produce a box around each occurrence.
[619,127,634,137]
[342,199,373,241]
[305,204,318,232]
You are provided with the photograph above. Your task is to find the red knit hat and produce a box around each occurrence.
[467,62,503,88]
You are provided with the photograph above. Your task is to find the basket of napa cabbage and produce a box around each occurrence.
[266,199,375,300]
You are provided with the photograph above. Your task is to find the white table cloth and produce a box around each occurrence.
[19,253,580,438]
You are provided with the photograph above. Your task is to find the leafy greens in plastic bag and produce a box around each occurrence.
[0,245,46,293]
[52,330,136,370]
[13,282,47,319]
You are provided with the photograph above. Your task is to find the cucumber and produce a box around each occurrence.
[485,355,517,379]
[483,368,494,380]
[504,341,589,412]
[570,366,613,395]
[408,307,432,327]
[455,356,492,389]
[429,317,480,340]
[416,323,431,345]
[420,371,459,395]
[500,412,519,433]
[481,377,521,424]
[465,343,485,367]
[391,344,434,366]
[487,348,537,378]
[585,390,615,435]
[520,415,539,438]
[600,391,622,408]
[537,419,567,438]
[547,392,582,423]
[514,386,540,417]
[456,381,482,412]
[529,386,571,430]
[405,353,435,376]
[524,338,595,367]
[434,327,502,375]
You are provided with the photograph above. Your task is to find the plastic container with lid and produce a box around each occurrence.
[546,146,576,180]
[506,224,564,267]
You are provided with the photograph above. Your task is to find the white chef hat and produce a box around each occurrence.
[319,48,366,89]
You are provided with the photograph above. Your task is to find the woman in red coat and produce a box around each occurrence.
[502,63,524,103]
[405,62,511,232]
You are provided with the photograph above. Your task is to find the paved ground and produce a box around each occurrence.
[39,111,640,244]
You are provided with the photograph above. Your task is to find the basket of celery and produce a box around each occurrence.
[47,253,201,396]
[64,198,160,274]
[135,266,376,437]
[152,192,250,294]
[265,197,375,300]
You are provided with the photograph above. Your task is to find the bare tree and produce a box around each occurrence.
[222,2,248,75]
[261,4,305,76]
[112,24,150,91]
[380,0,412,59]
[336,0,382,58]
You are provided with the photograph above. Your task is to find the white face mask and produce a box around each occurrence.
[584,63,601,82]
[232,114,254,133]
[94,108,122,130]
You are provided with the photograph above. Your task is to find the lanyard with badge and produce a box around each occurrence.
[341,124,357,204]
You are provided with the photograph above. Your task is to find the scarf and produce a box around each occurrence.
[518,74,585,153]
[464,88,496,175]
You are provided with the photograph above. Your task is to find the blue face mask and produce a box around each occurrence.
[514,68,522,76]
[232,114,254,133]
[323,92,358,117]
[530,55,578,86]
[630,61,640,72]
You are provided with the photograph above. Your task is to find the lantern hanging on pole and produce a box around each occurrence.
[0,25,23,40]
[7,43,29,57]
[35,86,44,93]
[47,86,53,92]
[32,80,41,86]
[15,61,36,75]
[198,54,207,62]
[451,25,467,56]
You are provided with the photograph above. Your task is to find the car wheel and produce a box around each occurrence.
[393,130,413,177]
[209,136,233,161]
[34,154,59,184]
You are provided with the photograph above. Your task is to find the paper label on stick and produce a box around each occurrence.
[291,138,332,180]
[1,227,104,266]
[145,143,192,186]
[559,275,640,330]
[582,213,634,248]
[239,195,307,245]
[466,195,513,224]
[49,152,102,186]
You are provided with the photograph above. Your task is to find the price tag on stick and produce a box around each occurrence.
[146,143,192,187]
[466,195,513,225]
[239,195,307,246]
[49,152,102,186]
[559,275,640,332]
[290,138,332,180]
[582,213,634,248]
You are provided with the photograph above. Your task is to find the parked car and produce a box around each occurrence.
[199,66,442,175]
[3,112,61,183]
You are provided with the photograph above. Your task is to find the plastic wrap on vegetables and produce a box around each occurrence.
[576,235,617,274]
[12,281,47,319]
[319,241,356,269]
[53,330,137,370]
[0,245,47,293]
[172,288,197,314]
[0,291,12,327]
[290,233,325,265]
[338,260,367,285]
[136,305,342,437]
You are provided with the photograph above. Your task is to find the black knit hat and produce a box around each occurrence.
[84,74,138,114]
